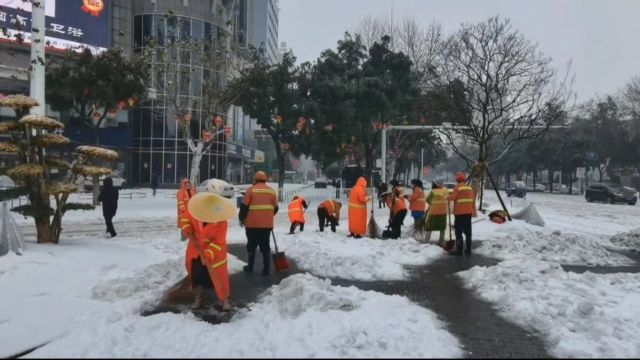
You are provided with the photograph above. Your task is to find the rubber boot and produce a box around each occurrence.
[191,287,205,310]
[244,251,255,273]
[300,223,304,232]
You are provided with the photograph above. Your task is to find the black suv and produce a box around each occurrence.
[585,183,637,205]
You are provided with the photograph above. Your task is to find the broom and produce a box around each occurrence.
[367,175,381,239]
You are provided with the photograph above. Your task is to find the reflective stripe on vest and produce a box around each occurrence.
[208,242,221,251]
[212,258,227,269]
[249,205,275,211]
[253,188,276,195]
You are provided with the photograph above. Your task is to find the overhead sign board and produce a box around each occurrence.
[0,0,111,52]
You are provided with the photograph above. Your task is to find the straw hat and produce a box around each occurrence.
[187,192,237,223]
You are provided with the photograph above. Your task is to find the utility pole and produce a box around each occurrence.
[30,0,46,116]
[420,148,424,181]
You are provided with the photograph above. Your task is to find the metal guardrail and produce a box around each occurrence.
[78,192,148,201]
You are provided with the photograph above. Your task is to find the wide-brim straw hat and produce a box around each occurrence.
[188,192,237,223]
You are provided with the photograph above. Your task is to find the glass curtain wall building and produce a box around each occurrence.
[130,13,229,185]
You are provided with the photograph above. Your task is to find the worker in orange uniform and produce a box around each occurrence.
[448,172,477,255]
[238,171,278,275]
[407,179,427,224]
[287,195,308,234]
[383,186,407,239]
[177,178,196,241]
[317,199,342,232]
[348,177,368,238]
[182,191,236,311]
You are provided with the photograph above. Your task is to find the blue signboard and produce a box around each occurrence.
[0,0,111,50]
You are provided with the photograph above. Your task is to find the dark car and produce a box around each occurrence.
[314,177,328,189]
[506,181,527,198]
[585,183,637,205]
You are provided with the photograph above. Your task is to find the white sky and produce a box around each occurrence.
[278,0,640,103]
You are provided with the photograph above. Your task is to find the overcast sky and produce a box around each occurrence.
[278,0,640,103]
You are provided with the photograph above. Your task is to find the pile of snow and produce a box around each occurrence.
[29,274,463,358]
[278,229,444,281]
[608,229,640,252]
[0,228,244,358]
[475,229,634,266]
[459,259,640,358]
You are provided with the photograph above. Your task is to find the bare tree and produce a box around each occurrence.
[621,75,640,115]
[440,16,573,208]
[150,11,252,185]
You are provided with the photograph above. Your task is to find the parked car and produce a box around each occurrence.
[314,177,328,189]
[197,178,235,199]
[443,182,456,193]
[84,175,126,190]
[506,181,527,198]
[585,183,637,205]
[535,184,546,192]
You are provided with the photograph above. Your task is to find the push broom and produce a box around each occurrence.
[367,175,381,239]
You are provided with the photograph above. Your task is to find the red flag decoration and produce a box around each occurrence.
[81,0,105,17]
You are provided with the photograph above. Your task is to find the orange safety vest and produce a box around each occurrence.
[450,183,475,215]
[348,177,368,235]
[427,188,449,216]
[288,197,306,224]
[177,179,196,228]
[320,200,342,219]
[391,196,407,217]
[409,187,426,211]
[184,215,230,302]
[242,183,278,229]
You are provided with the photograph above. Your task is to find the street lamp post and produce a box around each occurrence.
[30,0,46,116]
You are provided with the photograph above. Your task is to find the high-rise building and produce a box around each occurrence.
[0,0,277,186]
[245,0,279,64]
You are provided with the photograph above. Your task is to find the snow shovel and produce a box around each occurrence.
[271,230,289,272]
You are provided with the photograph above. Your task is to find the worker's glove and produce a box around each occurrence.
[182,227,193,237]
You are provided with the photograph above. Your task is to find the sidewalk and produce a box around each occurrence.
[146,243,552,358]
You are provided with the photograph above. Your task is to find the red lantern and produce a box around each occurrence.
[214,115,224,127]
[117,100,128,109]
[224,126,232,138]
[202,130,212,141]
[106,108,118,118]
[92,112,102,120]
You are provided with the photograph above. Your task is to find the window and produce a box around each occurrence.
[133,16,142,49]
[142,15,153,47]
[154,15,165,46]
[179,17,191,41]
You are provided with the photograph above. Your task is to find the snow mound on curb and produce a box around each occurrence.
[280,231,443,281]
[609,229,640,252]
[475,229,634,266]
[458,259,640,358]
[29,274,463,358]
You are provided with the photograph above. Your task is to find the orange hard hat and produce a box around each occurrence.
[254,171,268,181]
[455,172,466,182]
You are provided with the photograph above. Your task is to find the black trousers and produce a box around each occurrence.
[104,214,116,237]
[317,208,337,232]
[454,215,472,253]
[384,210,407,239]
[246,228,271,273]
[290,222,304,233]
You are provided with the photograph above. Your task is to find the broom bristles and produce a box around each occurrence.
[368,216,382,239]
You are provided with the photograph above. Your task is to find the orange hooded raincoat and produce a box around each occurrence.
[348,177,368,236]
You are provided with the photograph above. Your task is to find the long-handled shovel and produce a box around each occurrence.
[271,230,289,272]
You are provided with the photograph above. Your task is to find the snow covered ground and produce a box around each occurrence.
[459,259,640,358]
[26,274,463,358]
[457,190,640,358]
[5,187,640,357]
[0,227,245,358]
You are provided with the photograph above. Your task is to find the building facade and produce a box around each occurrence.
[0,0,276,186]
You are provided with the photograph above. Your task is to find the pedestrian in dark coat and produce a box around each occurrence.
[98,177,119,238]
[151,173,159,197]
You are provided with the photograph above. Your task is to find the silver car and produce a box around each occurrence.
[197,178,235,198]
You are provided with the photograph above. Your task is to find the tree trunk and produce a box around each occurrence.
[34,216,53,244]
[92,174,100,206]
[569,170,573,194]
[548,169,553,193]
[51,210,63,244]
[190,142,205,185]
[533,169,537,190]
